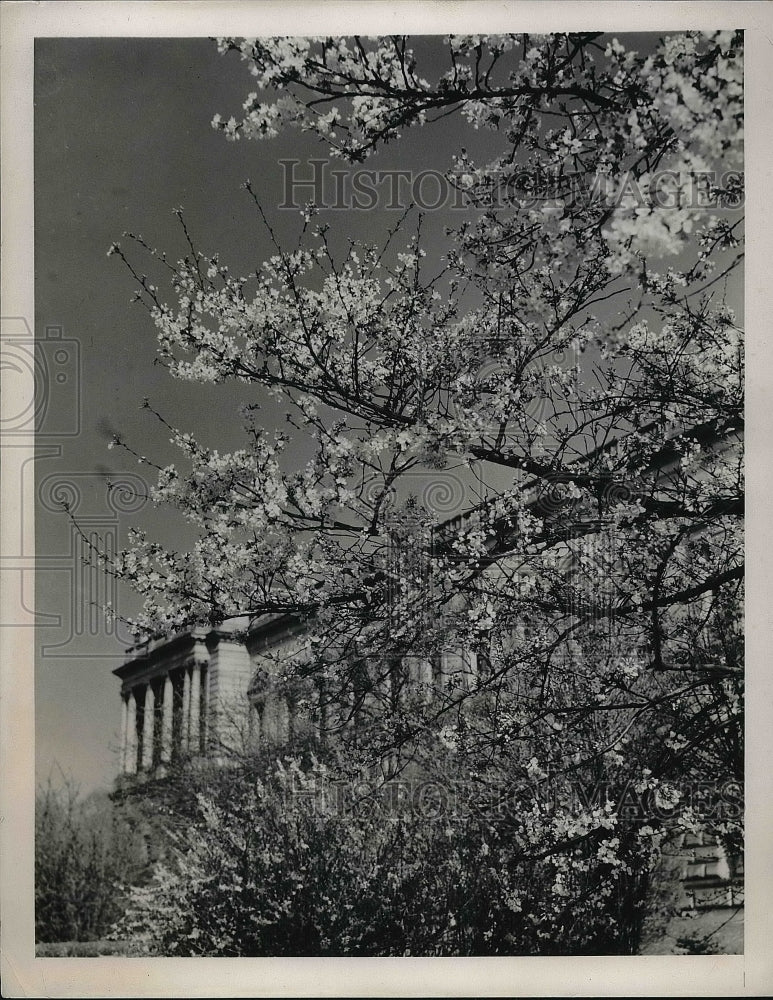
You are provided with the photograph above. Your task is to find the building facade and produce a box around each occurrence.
[113,423,744,935]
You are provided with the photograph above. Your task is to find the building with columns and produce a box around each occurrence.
[114,619,252,780]
[113,605,744,934]
[113,610,478,781]
[113,422,743,933]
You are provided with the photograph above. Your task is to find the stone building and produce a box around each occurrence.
[113,421,743,938]
[113,610,478,779]
[114,618,253,778]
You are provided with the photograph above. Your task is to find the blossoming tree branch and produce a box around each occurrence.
[102,32,742,902]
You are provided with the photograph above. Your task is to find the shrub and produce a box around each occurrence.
[35,780,145,943]
[117,756,660,956]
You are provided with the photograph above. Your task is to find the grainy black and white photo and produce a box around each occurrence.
[25,15,745,973]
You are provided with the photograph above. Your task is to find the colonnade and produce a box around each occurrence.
[120,660,207,775]
[119,642,479,774]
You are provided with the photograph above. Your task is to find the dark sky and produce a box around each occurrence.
[34,37,314,792]
[33,36,507,792]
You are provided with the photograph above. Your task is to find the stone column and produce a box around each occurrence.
[388,659,405,712]
[125,689,138,774]
[465,648,478,689]
[120,694,129,774]
[141,683,155,771]
[276,695,289,744]
[200,665,209,753]
[316,676,328,747]
[262,691,276,742]
[414,657,434,703]
[431,652,443,690]
[248,699,258,744]
[161,674,174,764]
[189,661,202,756]
[181,668,191,753]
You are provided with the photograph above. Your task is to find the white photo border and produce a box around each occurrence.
[1,2,770,995]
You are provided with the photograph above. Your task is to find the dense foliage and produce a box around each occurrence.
[118,752,679,956]
[34,782,146,943]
